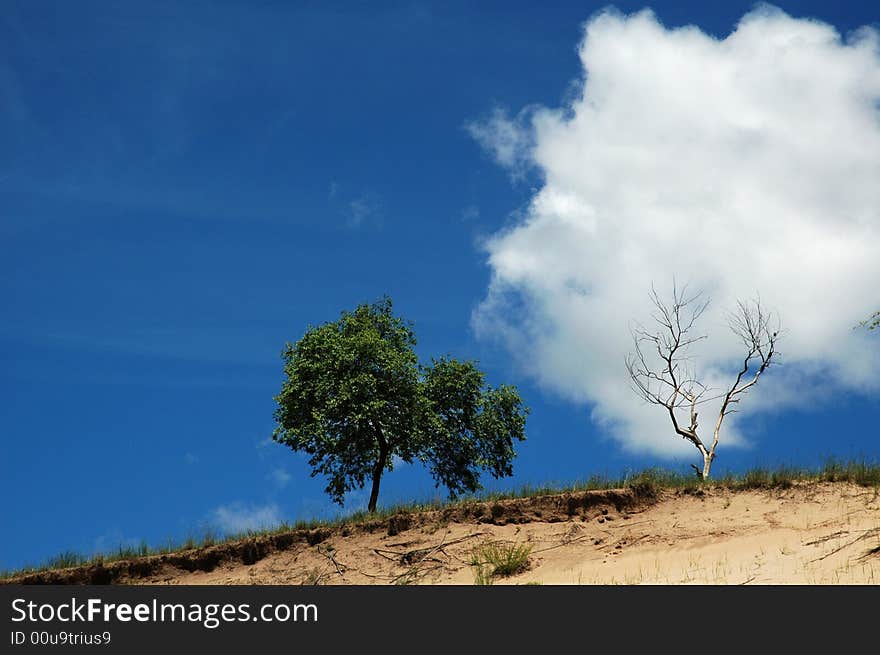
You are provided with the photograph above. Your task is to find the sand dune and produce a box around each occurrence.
[185,482,879,585]
[8,482,878,585]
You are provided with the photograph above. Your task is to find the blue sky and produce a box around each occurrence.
[2,1,879,571]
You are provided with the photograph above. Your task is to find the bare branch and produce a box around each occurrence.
[857,310,880,330]
[709,297,781,463]
[625,284,711,452]
[626,283,781,480]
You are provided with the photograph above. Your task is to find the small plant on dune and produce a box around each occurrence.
[470,541,532,584]
[472,562,494,586]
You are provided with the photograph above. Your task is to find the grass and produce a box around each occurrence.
[2,458,878,580]
[44,551,90,570]
[470,542,533,584]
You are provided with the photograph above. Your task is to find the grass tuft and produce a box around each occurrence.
[470,541,532,584]
[44,551,88,570]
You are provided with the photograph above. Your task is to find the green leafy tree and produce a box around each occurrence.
[272,297,528,512]
[420,356,528,498]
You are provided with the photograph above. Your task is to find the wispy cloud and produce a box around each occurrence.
[465,106,536,180]
[267,467,291,489]
[211,502,282,535]
[327,181,383,228]
[461,205,480,222]
[471,6,880,457]
[5,323,282,369]
[346,193,382,228]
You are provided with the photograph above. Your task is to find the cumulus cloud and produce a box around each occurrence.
[465,107,536,179]
[212,502,282,534]
[472,6,880,457]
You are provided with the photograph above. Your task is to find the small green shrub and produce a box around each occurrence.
[470,541,532,584]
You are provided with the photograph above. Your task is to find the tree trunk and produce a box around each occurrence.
[701,452,713,480]
[692,451,714,480]
[368,438,389,513]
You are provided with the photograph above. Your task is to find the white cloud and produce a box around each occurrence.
[472,6,880,457]
[267,467,291,489]
[465,107,536,179]
[212,503,282,534]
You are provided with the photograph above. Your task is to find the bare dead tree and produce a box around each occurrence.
[625,282,780,480]
[858,310,880,331]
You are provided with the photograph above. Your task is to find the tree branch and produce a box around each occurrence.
[626,284,780,480]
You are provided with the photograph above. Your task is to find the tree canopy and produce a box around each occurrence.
[271,297,528,512]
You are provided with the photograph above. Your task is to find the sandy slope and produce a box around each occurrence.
[6,482,877,585]
[138,482,880,585]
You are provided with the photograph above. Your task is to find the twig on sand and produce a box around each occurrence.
[376,533,483,566]
[318,546,347,580]
[804,531,849,547]
[808,528,880,563]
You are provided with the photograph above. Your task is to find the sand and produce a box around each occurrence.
[135,482,880,585]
